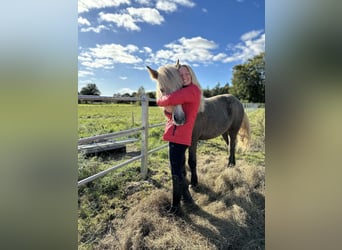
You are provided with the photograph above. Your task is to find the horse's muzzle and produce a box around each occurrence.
[173,113,185,126]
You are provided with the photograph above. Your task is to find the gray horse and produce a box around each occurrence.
[147,63,250,187]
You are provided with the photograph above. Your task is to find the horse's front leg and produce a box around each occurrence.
[188,143,198,187]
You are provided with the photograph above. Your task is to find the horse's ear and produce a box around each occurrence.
[146,66,158,79]
[175,59,180,69]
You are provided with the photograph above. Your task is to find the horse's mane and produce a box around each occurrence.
[156,64,205,113]
[155,64,182,99]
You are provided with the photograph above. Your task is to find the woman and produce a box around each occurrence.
[157,64,202,215]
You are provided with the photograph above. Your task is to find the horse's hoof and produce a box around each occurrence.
[189,181,198,187]
[189,184,199,192]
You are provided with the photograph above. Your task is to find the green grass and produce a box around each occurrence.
[78,103,165,139]
[78,104,265,249]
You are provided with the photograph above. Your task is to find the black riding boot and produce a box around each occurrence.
[168,175,182,215]
[181,178,194,204]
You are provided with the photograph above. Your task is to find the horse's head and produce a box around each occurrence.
[146,63,185,125]
[146,63,183,99]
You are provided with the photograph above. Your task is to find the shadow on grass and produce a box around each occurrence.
[180,181,265,249]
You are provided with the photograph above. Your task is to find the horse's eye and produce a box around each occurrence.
[160,88,164,93]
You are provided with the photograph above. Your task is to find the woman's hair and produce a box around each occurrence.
[179,64,205,112]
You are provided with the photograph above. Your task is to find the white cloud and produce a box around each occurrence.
[155,49,175,61]
[91,44,142,64]
[178,36,217,50]
[148,31,264,66]
[135,0,150,4]
[174,0,195,8]
[119,76,128,80]
[80,1,193,33]
[99,8,164,31]
[78,0,130,13]
[78,70,94,77]
[223,30,265,63]
[79,43,143,70]
[133,65,147,70]
[156,0,195,12]
[143,46,152,53]
[156,0,177,12]
[212,53,227,61]
[241,29,263,41]
[78,30,265,72]
[99,12,140,31]
[153,36,219,64]
[78,16,90,26]
[82,58,115,69]
[127,7,164,25]
[80,25,109,33]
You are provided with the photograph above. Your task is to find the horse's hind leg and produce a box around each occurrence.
[222,132,232,167]
[222,132,229,146]
[228,130,238,167]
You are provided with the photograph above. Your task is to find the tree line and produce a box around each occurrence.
[79,53,265,103]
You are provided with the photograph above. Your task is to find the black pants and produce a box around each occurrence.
[169,142,188,180]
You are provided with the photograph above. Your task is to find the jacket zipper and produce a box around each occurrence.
[172,125,177,136]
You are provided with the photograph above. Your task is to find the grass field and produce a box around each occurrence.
[78,103,265,249]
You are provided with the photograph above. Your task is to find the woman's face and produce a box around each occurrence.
[179,66,192,86]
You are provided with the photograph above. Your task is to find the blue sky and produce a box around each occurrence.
[78,0,264,96]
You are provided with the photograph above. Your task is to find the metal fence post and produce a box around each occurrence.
[140,93,148,179]
[78,95,169,186]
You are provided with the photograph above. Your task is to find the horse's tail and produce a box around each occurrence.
[238,112,251,150]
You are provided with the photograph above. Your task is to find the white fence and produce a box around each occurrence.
[243,102,264,111]
[78,94,167,187]
[77,94,262,187]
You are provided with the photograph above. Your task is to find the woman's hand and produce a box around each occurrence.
[164,106,173,113]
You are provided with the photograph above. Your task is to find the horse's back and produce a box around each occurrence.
[207,94,243,107]
[192,94,245,140]
[205,94,244,117]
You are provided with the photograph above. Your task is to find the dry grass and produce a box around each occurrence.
[89,151,265,250]
[78,108,265,249]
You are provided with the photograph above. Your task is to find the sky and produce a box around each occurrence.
[78,0,265,96]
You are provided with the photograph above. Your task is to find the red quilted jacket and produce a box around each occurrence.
[157,84,201,146]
